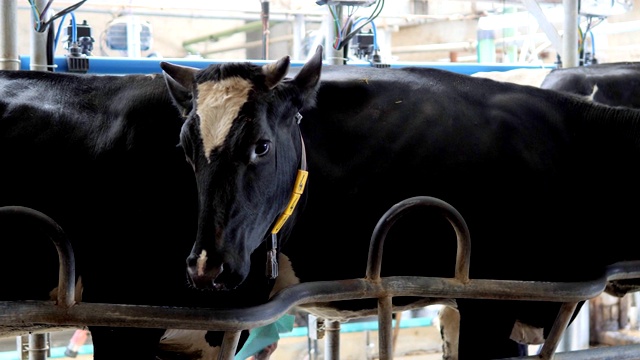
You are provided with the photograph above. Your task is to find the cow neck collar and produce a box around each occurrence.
[266,115,308,279]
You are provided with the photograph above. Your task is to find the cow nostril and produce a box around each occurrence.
[186,254,199,268]
[186,252,226,289]
[186,250,211,277]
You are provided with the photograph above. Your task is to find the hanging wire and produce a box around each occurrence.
[53,11,78,54]
[28,0,88,33]
[578,15,605,65]
[326,0,384,50]
[588,30,596,60]
[53,12,68,53]
[352,16,379,51]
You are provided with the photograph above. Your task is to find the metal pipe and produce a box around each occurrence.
[16,4,325,22]
[538,302,580,359]
[377,296,393,360]
[218,331,241,360]
[521,0,563,56]
[29,0,50,71]
[19,55,555,75]
[562,0,579,67]
[325,8,344,65]
[0,0,20,70]
[27,333,48,360]
[261,0,270,60]
[0,206,76,308]
[324,320,340,360]
[366,196,471,284]
[126,15,142,58]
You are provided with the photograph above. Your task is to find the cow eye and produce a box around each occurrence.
[254,140,271,157]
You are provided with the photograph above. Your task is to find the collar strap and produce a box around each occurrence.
[266,118,308,279]
[270,137,308,235]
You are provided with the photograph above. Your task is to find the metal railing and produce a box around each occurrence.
[1,196,639,360]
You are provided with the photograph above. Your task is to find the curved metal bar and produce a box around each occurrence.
[366,196,471,283]
[1,260,638,332]
[0,206,76,308]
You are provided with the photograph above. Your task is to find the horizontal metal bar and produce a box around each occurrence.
[1,260,638,332]
[501,344,640,360]
[17,55,556,76]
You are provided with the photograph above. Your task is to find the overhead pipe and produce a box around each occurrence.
[15,4,325,23]
[19,55,555,76]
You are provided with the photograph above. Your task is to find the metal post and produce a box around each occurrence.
[218,331,241,360]
[562,0,579,67]
[126,16,142,58]
[0,0,20,70]
[521,0,563,65]
[27,333,48,360]
[325,6,344,65]
[30,0,50,71]
[324,320,341,360]
[377,297,394,360]
[557,301,590,352]
[261,0,270,60]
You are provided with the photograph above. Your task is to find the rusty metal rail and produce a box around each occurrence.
[1,197,640,360]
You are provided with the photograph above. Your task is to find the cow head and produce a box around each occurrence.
[160,46,323,290]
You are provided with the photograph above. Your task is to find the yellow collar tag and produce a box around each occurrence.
[271,169,308,234]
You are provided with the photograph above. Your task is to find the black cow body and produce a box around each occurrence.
[0,70,255,359]
[540,62,640,108]
[161,46,640,359]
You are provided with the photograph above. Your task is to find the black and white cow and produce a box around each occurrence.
[540,62,640,108]
[160,45,640,360]
[0,69,257,359]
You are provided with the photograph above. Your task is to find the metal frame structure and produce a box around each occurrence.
[1,197,640,360]
[0,0,579,72]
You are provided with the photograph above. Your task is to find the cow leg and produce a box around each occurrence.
[456,300,526,360]
[89,326,165,360]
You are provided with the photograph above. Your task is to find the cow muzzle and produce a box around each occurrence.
[186,251,229,290]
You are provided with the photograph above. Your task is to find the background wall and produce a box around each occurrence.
[11,1,640,66]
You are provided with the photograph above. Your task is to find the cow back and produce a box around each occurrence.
[540,62,640,108]
[286,64,640,289]
[0,70,199,308]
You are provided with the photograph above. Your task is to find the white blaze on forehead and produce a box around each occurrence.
[197,77,253,159]
[196,249,208,276]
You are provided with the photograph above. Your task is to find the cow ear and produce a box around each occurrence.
[160,62,197,116]
[293,45,323,105]
[262,56,291,89]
